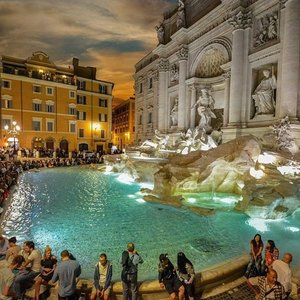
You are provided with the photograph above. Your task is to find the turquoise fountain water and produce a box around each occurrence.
[1,166,300,280]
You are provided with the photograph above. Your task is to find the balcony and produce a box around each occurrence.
[2,66,76,86]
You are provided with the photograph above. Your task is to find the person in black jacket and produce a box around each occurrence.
[158,254,184,300]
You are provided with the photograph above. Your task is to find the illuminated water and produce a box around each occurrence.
[1,167,300,280]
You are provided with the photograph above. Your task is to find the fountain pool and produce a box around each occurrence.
[1,166,300,280]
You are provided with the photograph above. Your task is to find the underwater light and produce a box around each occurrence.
[136,198,146,203]
[287,226,300,232]
[246,218,269,232]
[187,197,197,203]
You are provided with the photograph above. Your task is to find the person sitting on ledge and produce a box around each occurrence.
[245,233,264,278]
[247,268,285,300]
[158,253,185,300]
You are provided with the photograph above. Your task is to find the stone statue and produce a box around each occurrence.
[154,129,170,150]
[170,98,178,126]
[170,64,179,82]
[252,68,277,116]
[155,22,164,44]
[267,15,278,40]
[192,88,216,131]
[177,0,186,28]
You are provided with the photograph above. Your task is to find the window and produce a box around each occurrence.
[33,85,41,93]
[1,97,13,109]
[69,121,76,133]
[32,120,41,131]
[46,120,54,132]
[99,99,107,107]
[99,113,108,122]
[139,115,142,125]
[79,128,84,137]
[78,80,86,90]
[69,107,76,115]
[69,91,76,99]
[139,83,143,93]
[46,87,54,95]
[100,129,105,139]
[148,78,153,89]
[33,103,42,111]
[46,101,54,113]
[99,85,107,94]
[2,80,11,89]
[77,95,86,105]
[77,111,86,120]
[148,112,152,124]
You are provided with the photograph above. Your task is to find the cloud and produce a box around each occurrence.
[0,0,176,99]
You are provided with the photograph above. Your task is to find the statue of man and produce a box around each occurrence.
[252,68,277,116]
[177,0,186,28]
[192,88,216,131]
[155,22,164,44]
[170,98,178,126]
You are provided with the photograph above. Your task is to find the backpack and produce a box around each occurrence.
[121,251,137,282]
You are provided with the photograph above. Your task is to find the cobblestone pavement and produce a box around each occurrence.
[201,282,255,299]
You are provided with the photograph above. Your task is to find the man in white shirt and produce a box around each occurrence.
[272,253,293,299]
[13,241,42,299]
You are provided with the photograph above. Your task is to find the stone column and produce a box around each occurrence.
[157,58,169,131]
[228,11,252,126]
[222,71,231,127]
[190,85,197,128]
[177,45,188,130]
[280,0,300,118]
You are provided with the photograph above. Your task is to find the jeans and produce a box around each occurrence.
[13,269,40,299]
[122,273,138,300]
[245,255,262,278]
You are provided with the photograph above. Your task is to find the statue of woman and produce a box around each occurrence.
[170,98,179,126]
[192,89,216,131]
[252,68,277,116]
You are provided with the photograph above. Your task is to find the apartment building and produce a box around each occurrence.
[0,51,114,153]
[112,97,135,150]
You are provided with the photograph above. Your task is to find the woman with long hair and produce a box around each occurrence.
[245,233,263,278]
[34,245,57,300]
[177,252,195,300]
[262,239,279,274]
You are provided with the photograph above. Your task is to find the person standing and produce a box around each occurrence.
[272,253,293,299]
[120,242,143,300]
[0,235,9,260]
[50,250,81,300]
[90,253,112,300]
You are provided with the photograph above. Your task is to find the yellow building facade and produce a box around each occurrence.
[112,97,135,150]
[0,51,114,154]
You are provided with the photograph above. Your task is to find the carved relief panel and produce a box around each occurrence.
[253,12,279,48]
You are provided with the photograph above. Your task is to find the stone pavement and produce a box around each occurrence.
[203,282,255,299]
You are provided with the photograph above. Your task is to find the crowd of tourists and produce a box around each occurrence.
[0,232,295,300]
[245,233,293,299]
[0,239,196,300]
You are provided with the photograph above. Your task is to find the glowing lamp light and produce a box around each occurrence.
[250,167,264,179]
[257,153,277,164]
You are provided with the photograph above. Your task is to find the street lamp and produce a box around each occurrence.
[4,121,21,152]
